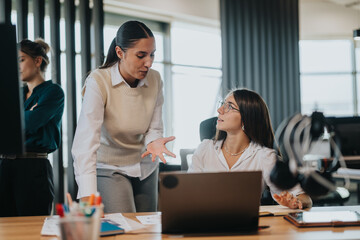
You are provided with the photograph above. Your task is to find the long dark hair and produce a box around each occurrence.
[19,38,50,73]
[100,20,154,69]
[215,88,275,149]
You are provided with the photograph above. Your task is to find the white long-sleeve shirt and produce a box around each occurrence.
[72,64,163,199]
[189,139,304,197]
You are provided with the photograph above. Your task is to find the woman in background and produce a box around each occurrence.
[189,88,312,209]
[72,21,175,213]
[0,39,64,216]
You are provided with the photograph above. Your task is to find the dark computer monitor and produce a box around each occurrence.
[0,23,25,154]
[326,116,360,156]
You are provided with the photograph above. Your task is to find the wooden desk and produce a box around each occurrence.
[1,207,360,240]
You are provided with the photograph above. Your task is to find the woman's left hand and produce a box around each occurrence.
[141,136,176,163]
[273,191,303,209]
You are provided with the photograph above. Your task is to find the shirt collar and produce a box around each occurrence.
[23,80,49,95]
[214,140,224,154]
[110,63,149,88]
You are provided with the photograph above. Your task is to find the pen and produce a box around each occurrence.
[84,207,96,217]
[258,225,270,230]
[89,194,95,206]
[95,192,102,206]
[66,193,73,207]
[62,204,69,214]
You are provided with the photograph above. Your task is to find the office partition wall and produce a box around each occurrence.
[93,0,104,68]
[16,0,28,40]
[49,0,64,205]
[0,0,11,24]
[33,0,45,38]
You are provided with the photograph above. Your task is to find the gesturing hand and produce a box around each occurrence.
[273,191,303,209]
[141,136,176,163]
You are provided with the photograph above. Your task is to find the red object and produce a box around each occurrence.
[56,203,64,217]
[95,196,102,206]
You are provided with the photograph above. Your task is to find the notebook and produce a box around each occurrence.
[284,211,360,227]
[159,171,262,233]
[100,219,124,236]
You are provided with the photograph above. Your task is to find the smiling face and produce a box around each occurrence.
[117,37,156,82]
[18,51,41,83]
[217,94,243,134]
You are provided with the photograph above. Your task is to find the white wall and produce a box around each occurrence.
[104,0,220,27]
[300,0,360,39]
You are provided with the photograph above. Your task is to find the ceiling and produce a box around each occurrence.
[104,0,360,40]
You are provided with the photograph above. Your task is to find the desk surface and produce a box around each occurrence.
[1,206,360,240]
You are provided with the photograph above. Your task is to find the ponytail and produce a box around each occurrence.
[100,38,118,69]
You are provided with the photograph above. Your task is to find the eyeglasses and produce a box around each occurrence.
[218,101,240,113]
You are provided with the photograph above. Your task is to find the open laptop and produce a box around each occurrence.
[159,171,262,233]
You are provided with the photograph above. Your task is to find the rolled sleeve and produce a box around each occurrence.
[144,79,164,146]
[75,174,98,198]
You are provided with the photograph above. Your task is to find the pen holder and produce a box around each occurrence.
[59,204,103,240]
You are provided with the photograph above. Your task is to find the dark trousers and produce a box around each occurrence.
[0,158,54,217]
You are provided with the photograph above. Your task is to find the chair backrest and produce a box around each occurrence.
[180,148,195,171]
[180,117,218,171]
[199,117,218,141]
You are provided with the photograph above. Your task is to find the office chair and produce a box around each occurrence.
[199,117,218,141]
[180,148,195,171]
[180,117,218,171]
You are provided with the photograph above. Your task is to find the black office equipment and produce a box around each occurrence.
[270,112,349,198]
[326,116,360,157]
[0,23,25,154]
[159,171,262,233]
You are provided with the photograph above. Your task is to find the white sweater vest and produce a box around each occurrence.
[89,67,161,166]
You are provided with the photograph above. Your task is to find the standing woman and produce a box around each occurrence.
[0,39,65,216]
[72,21,175,213]
[189,89,312,209]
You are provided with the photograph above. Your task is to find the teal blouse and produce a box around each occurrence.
[23,80,64,153]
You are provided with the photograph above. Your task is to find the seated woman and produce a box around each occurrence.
[188,88,312,209]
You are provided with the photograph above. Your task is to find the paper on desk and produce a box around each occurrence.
[124,216,148,231]
[259,205,304,216]
[41,213,133,236]
[136,215,161,225]
[41,216,60,236]
[105,213,147,232]
[104,213,132,231]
